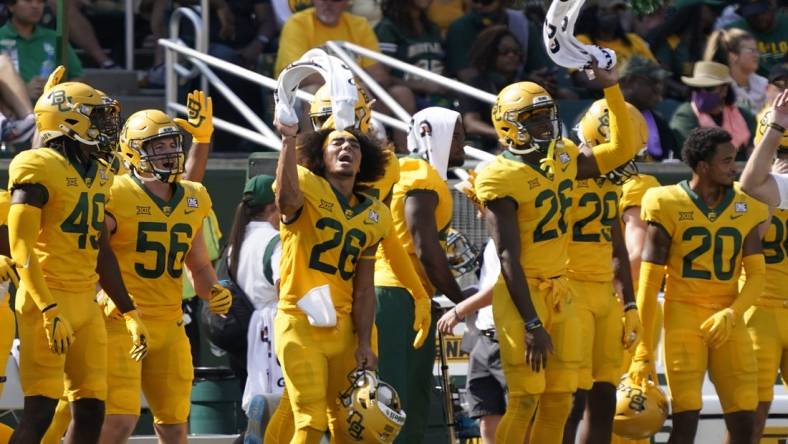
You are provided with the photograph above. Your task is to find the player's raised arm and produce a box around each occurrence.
[577,63,638,180]
[175,90,214,183]
[741,90,788,207]
[485,197,552,372]
[274,120,303,221]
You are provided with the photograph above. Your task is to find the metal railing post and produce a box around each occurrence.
[200,0,209,94]
[125,0,134,70]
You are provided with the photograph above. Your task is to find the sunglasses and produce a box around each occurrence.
[498,47,522,56]
[700,84,728,93]
[472,0,496,5]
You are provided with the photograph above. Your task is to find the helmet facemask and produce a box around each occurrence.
[90,102,122,154]
[135,133,186,183]
[506,103,561,155]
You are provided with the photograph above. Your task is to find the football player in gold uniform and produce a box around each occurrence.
[8,79,148,444]
[563,100,646,444]
[472,62,639,444]
[743,105,788,443]
[273,115,391,443]
[264,84,429,444]
[0,189,20,400]
[374,107,466,443]
[629,127,767,444]
[92,91,232,444]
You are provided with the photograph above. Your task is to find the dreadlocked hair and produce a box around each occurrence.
[297,128,387,189]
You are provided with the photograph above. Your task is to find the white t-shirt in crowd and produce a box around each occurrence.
[235,220,281,308]
[475,239,500,331]
[772,173,788,209]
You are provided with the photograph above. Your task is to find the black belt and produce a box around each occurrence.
[480,329,498,342]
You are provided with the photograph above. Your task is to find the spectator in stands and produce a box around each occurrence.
[725,0,787,77]
[375,0,448,109]
[572,0,658,92]
[427,0,464,36]
[459,25,526,152]
[45,0,117,69]
[0,53,34,145]
[647,0,724,101]
[445,0,550,84]
[350,0,382,27]
[765,62,788,108]
[670,61,756,155]
[704,28,768,114]
[0,0,82,102]
[618,56,681,161]
[207,0,277,71]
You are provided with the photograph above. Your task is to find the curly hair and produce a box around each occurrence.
[682,127,732,170]
[297,128,387,189]
[469,25,520,73]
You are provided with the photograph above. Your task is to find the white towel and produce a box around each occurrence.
[542,0,617,71]
[242,303,283,415]
[274,48,358,130]
[407,107,461,180]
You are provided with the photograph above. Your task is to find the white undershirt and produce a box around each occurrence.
[234,221,281,309]
[772,173,788,209]
[475,240,500,331]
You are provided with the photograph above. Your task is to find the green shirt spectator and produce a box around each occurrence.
[725,0,788,77]
[445,5,548,82]
[0,23,83,83]
[0,0,82,102]
[375,17,445,81]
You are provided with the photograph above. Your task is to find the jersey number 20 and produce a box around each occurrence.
[681,226,742,280]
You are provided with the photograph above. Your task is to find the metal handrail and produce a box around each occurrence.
[168,7,206,81]
[333,40,497,104]
[124,0,133,70]
[169,103,280,150]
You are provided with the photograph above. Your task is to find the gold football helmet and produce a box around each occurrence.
[492,81,561,154]
[446,228,480,278]
[119,110,185,183]
[310,84,372,134]
[613,376,669,440]
[578,99,647,184]
[754,108,788,150]
[35,81,120,154]
[337,370,406,443]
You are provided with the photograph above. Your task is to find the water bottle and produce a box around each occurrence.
[39,42,55,77]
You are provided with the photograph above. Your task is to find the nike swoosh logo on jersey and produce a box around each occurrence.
[184,209,196,215]
[730,213,743,220]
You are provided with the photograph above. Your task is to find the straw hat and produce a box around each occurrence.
[681,61,732,88]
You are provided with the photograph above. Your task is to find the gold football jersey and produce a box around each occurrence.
[641,181,768,308]
[474,141,579,279]
[761,208,788,301]
[360,150,400,202]
[106,174,211,321]
[620,174,661,214]
[9,148,113,293]
[278,166,392,316]
[374,157,453,294]
[567,178,622,281]
[0,189,9,225]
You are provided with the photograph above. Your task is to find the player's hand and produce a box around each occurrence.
[42,304,75,355]
[770,89,788,129]
[587,59,619,88]
[627,357,654,387]
[412,297,431,349]
[355,345,378,371]
[208,284,233,314]
[274,119,299,138]
[43,65,66,93]
[0,255,19,288]
[436,306,459,337]
[700,308,735,349]
[174,90,213,144]
[525,326,553,372]
[123,310,149,361]
[622,308,642,350]
[96,289,123,321]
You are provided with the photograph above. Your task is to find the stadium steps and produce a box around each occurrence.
[82,68,165,118]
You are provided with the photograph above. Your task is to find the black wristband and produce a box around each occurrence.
[525,317,543,332]
[624,302,638,312]
[769,122,786,134]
